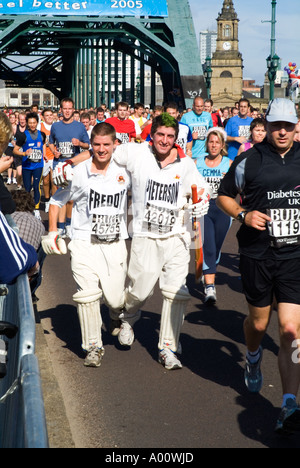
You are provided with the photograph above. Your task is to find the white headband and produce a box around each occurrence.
[206,127,227,142]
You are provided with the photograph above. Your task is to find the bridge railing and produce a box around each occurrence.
[0,216,48,448]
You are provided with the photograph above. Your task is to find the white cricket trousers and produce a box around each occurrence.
[126,234,191,312]
[68,239,128,312]
[125,235,191,352]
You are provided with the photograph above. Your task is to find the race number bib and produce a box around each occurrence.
[91,214,121,242]
[142,203,177,235]
[205,176,221,199]
[142,176,181,235]
[267,208,300,248]
[58,141,74,158]
[27,149,42,163]
[193,125,207,141]
[116,132,130,144]
[88,182,127,243]
[238,125,251,140]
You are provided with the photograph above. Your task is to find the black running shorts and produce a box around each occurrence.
[239,255,300,308]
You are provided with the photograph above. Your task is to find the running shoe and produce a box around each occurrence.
[65,225,72,239]
[118,310,141,346]
[204,284,217,304]
[118,321,134,346]
[34,210,42,221]
[158,348,182,370]
[6,178,11,185]
[244,346,263,393]
[12,177,17,184]
[275,399,300,436]
[84,346,105,367]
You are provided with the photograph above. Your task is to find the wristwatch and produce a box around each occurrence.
[236,211,248,223]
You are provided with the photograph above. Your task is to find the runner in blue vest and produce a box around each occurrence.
[14,112,46,221]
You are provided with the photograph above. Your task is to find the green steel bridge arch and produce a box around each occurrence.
[0,0,207,109]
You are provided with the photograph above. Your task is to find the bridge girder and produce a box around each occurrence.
[0,0,206,108]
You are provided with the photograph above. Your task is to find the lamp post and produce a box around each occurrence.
[263,0,278,100]
[267,53,280,100]
[204,56,212,98]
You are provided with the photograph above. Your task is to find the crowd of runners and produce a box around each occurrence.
[1,95,300,435]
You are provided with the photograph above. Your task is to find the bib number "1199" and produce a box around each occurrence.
[268,208,300,248]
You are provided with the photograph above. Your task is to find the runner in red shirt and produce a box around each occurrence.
[106,102,136,144]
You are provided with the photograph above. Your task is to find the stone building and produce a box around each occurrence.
[210,0,243,108]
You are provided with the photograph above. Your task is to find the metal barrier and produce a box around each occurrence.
[0,223,48,448]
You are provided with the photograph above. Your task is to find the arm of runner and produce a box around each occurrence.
[216,196,271,231]
[72,137,89,150]
[40,132,48,162]
[13,144,31,158]
[71,149,91,166]
[52,161,74,187]
[41,203,67,255]
[237,143,245,156]
[226,135,247,145]
[52,150,92,187]
[186,141,193,157]
[48,143,61,159]
[113,143,130,167]
[13,133,26,157]
[49,124,62,158]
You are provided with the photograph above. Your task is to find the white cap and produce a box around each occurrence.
[266,98,298,124]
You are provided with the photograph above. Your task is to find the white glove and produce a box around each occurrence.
[188,201,209,220]
[188,186,211,220]
[53,161,74,187]
[41,232,67,255]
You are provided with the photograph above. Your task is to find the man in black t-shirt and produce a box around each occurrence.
[217,98,300,435]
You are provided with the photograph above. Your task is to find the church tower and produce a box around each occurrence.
[210,0,243,107]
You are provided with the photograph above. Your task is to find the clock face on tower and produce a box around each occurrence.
[223,41,231,50]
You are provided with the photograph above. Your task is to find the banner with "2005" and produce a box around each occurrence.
[0,0,168,16]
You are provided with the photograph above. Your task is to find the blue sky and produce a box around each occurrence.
[188,0,300,85]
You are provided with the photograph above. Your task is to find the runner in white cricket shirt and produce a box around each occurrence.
[42,123,132,367]
[52,114,212,370]
[113,113,211,370]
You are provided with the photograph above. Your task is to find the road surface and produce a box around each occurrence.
[36,220,300,449]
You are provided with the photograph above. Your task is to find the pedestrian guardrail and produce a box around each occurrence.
[0,216,48,448]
